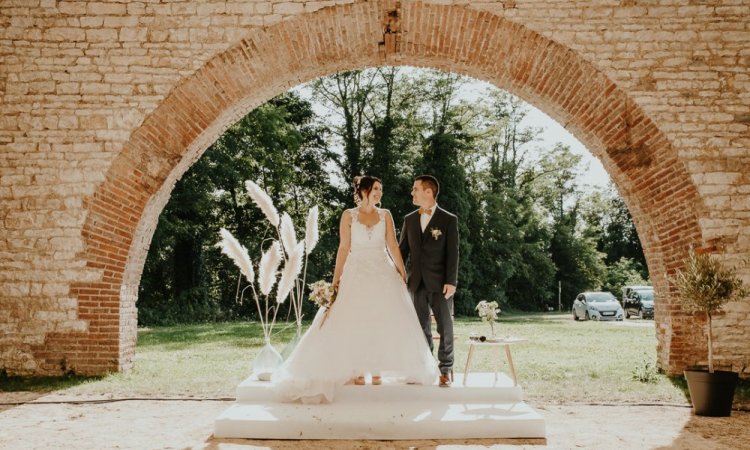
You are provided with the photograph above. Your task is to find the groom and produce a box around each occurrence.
[399,175,459,387]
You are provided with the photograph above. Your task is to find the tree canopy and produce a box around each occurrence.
[138,68,649,325]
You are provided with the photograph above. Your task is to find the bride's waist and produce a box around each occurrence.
[344,248,395,273]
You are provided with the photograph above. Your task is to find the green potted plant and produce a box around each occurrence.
[672,247,748,416]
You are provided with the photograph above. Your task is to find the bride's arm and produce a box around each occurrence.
[384,210,407,281]
[332,210,352,290]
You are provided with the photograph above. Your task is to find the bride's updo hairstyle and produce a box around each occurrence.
[353,175,382,207]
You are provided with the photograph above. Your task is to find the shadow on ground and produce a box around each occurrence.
[0,370,100,393]
[0,370,102,412]
[655,411,750,449]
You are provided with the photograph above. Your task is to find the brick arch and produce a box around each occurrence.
[55,1,703,375]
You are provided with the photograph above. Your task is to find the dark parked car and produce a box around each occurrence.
[624,288,655,319]
[621,285,651,306]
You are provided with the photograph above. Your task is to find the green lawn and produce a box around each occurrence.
[0,313,715,404]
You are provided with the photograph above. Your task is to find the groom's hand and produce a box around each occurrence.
[443,284,456,299]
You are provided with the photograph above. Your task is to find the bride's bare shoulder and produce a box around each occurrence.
[378,208,394,219]
[341,208,356,221]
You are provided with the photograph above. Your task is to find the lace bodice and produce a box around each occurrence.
[349,208,387,251]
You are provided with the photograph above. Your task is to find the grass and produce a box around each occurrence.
[468,313,684,403]
[3,312,747,405]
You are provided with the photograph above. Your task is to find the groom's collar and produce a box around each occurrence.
[413,204,438,214]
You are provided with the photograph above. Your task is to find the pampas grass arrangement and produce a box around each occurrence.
[218,228,254,284]
[280,212,298,256]
[277,242,305,303]
[305,206,319,255]
[259,241,282,296]
[245,180,280,227]
[218,227,280,341]
[218,179,321,342]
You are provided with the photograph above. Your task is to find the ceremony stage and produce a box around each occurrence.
[214,372,546,440]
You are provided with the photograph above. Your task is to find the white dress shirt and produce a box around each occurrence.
[420,203,437,232]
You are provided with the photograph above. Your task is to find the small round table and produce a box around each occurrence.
[462,336,527,386]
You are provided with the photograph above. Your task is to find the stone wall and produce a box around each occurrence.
[1,0,748,376]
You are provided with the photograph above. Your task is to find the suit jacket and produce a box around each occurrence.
[398,206,459,293]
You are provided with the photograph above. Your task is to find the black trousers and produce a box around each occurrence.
[412,282,454,374]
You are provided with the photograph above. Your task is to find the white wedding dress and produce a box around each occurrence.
[272,208,439,403]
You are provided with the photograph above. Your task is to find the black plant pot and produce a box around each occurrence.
[684,369,738,417]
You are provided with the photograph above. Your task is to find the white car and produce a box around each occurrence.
[572,292,624,321]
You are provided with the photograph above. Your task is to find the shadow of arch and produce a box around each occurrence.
[53,0,703,375]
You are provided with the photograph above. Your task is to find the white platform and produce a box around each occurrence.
[214,372,546,440]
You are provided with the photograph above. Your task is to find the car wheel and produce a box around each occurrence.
[573,309,579,321]
[585,311,590,321]
[625,309,630,319]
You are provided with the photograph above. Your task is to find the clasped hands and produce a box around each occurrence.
[388,269,457,299]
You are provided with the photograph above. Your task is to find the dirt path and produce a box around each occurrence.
[1,392,747,449]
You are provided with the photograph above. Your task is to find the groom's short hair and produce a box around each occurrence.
[416,175,439,198]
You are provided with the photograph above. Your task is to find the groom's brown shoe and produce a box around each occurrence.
[439,373,452,387]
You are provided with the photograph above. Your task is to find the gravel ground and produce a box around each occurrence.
[1,392,748,449]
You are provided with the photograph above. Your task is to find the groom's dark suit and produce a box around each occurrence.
[398,206,459,375]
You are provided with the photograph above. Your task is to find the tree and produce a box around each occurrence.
[469,91,555,311]
[364,67,423,219]
[600,257,649,300]
[549,212,606,308]
[311,70,378,183]
[138,93,336,325]
[580,184,649,280]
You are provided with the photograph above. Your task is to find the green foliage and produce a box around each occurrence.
[601,257,649,300]
[632,353,659,384]
[138,68,649,323]
[581,185,648,279]
[138,93,336,325]
[550,216,606,308]
[673,249,748,316]
[672,248,748,372]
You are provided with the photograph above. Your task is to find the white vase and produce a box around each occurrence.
[253,340,283,381]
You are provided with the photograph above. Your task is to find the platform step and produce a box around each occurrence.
[216,372,545,440]
[214,400,545,439]
[236,372,523,403]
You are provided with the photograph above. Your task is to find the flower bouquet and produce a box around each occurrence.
[475,300,500,339]
[309,280,337,328]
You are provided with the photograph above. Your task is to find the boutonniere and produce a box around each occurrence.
[430,227,442,240]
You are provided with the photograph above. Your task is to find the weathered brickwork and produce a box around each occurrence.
[1,0,748,376]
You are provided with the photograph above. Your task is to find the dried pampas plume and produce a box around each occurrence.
[276,242,304,303]
[305,206,319,255]
[259,241,282,296]
[245,180,280,227]
[218,228,254,284]
[280,212,298,255]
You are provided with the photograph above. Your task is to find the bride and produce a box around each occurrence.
[272,175,439,403]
